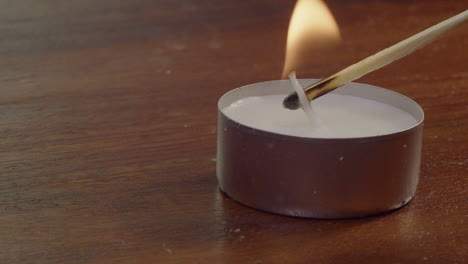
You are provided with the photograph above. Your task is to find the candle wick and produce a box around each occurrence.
[288,72,322,128]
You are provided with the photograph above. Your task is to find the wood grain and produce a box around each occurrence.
[0,0,467,263]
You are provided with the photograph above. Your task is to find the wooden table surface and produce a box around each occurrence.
[1,0,467,263]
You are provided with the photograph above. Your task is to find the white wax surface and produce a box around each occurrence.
[223,93,418,138]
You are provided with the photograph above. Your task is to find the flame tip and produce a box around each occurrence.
[282,0,341,76]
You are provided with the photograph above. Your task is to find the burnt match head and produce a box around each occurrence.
[282,92,301,110]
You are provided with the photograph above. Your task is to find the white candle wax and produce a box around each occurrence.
[223,93,417,138]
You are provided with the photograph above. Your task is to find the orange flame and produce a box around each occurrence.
[282,0,341,78]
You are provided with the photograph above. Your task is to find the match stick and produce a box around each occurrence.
[283,10,468,110]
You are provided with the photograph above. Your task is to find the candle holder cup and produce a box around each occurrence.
[216,80,424,218]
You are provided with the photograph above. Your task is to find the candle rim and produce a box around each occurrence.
[218,79,424,142]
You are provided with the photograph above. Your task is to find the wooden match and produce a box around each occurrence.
[283,10,468,110]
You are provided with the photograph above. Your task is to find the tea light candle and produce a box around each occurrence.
[223,90,417,138]
[217,80,424,218]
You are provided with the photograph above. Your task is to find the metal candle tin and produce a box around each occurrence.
[216,80,424,219]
